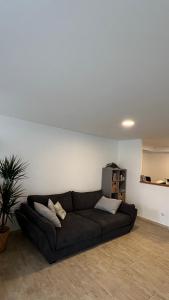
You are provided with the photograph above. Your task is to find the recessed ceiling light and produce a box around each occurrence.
[121,119,135,128]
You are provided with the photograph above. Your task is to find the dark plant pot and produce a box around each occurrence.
[0,226,10,253]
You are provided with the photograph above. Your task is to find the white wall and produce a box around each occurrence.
[142,151,169,181]
[0,115,118,229]
[118,139,169,227]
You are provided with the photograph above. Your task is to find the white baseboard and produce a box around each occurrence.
[137,216,169,230]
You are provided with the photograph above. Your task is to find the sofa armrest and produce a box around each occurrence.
[18,203,57,251]
[15,209,56,263]
[118,202,137,224]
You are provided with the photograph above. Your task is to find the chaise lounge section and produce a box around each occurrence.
[15,190,137,263]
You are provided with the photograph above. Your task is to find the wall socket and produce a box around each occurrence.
[160,212,165,217]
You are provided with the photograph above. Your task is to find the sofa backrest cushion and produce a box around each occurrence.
[27,191,73,212]
[72,190,102,211]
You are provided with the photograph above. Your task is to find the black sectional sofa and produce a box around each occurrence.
[15,190,137,264]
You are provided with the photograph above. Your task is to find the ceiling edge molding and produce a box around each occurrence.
[143,146,169,153]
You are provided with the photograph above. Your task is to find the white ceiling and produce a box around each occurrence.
[0,0,169,139]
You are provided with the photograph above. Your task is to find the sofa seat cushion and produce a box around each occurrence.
[56,212,101,249]
[75,209,131,234]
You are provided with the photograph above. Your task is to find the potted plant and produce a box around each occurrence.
[0,155,27,252]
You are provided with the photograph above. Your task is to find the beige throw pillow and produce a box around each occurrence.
[34,202,61,228]
[48,199,56,214]
[54,201,66,220]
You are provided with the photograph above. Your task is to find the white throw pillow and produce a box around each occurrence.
[95,196,122,215]
[54,202,66,220]
[48,199,56,214]
[34,202,61,228]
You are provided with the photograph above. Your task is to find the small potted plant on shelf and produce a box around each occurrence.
[0,155,27,252]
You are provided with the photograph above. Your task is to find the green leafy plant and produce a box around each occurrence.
[0,155,27,232]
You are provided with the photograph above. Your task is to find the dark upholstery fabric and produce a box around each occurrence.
[16,192,137,264]
[56,212,101,249]
[15,210,57,263]
[72,190,102,211]
[75,209,131,234]
[118,202,137,226]
[101,224,132,242]
[27,191,73,212]
[20,203,57,250]
[50,236,101,263]
[48,225,131,263]
[16,209,132,264]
